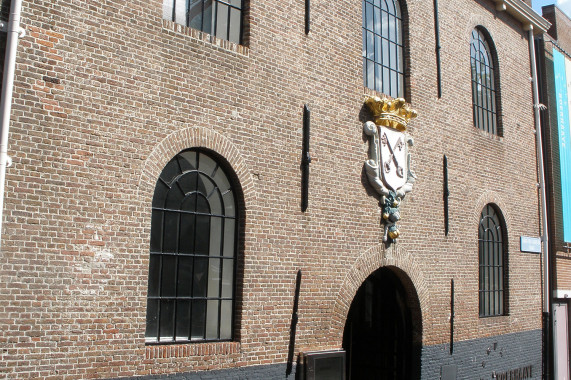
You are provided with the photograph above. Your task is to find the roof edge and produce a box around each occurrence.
[491,0,551,34]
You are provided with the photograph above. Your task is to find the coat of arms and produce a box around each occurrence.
[363,97,417,243]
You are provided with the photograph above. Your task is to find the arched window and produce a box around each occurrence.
[146,149,238,343]
[362,0,405,98]
[478,204,507,317]
[163,0,243,44]
[470,28,500,135]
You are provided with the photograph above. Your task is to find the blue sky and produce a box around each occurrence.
[532,0,571,17]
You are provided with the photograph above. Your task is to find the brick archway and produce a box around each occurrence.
[138,126,256,209]
[329,244,429,346]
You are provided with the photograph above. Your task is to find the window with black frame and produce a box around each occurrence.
[478,204,507,317]
[362,0,404,98]
[163,0,243,44]
[470,28,500,135]
[146,149,237,344]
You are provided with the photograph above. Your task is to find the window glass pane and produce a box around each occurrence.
[367,60,375,89]
[375,63,382,93]
[196,194,210,214]
[198,153,217,177]
[195,215,210,254]
[177,256,193,297]
[209,190,223,215]
[366,2,374,30]
[174,0,187,25]
[390,42,397,70]
[145,299,159,339]
[223,219,235,257]
[163,0,174,20]
[178,213,195,254]
[160,300,175,341]
[391,71,398,99]
[150,210,163,252]
[176,300,191,341]
[373,5,381,34]
[191,300,206,340]
[193,257,209,297]
[389,15,396,42]
[161,255,177,297]
[179,150,198,171]
[152,181,169,208]
[216,2,229,40]
[148,254,161,297]
[160,158,181,185]
[209,217,222,256]
[206,300,220,339]
[382,67,389,94]
[381,8,388,37]
[362,0,366,28]
[180,193,196,212]
[203,0,213,34]
[375,35,382,63]
[229,7,241,44]
[382,38,389,66]
[367,31,374,60]
[222,258,234,298]
[223,190,235,217]
[189,0,203,30]
[165,184,185,210]
[229,0,242,8]
[220,300,233,339]
[213,166,231,192]
[396,17,401,44]
[208,258,221,297]
[177,171,198,198]
[363,59,367,87]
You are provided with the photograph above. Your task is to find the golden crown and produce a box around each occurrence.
[365,96,417,131]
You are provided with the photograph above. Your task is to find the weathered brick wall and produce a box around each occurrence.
[0,0,542,378]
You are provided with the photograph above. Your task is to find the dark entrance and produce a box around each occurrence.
[343,267,421,380]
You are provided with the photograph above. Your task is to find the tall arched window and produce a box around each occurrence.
[470,28,500,135]
[163,0,244,44]
[362,0,404,98]
[146,149,238,343]
[478,204,507,317]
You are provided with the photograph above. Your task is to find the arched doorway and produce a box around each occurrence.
[343,266,421,379]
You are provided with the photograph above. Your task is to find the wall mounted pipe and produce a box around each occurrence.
[528,26,551,379]
[0,0,24,250]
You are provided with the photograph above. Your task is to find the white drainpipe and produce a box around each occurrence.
[527,27,550,314]
[0,0,24,250]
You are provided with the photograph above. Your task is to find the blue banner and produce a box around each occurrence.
[553,49,571,242]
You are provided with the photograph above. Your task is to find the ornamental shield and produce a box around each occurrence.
[379,125,407,192]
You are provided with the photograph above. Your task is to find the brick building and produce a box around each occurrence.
[0,0,551,378]
[535,4,571,379]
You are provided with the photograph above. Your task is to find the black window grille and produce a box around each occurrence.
[478,204,506,317]
[470,28,499,135]
[163,0,243,44]
[362,0,404,98]
[146,149,238,344]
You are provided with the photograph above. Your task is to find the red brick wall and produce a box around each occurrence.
[0,0,542,377]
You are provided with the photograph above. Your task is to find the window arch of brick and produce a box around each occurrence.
[362,0,407,98]
[145,148,240,344]
[478,203,508,317]
[162,0,245,44]
[470,27,502,135]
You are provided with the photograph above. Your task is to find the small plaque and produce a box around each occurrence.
[304,350,345,380]
[520,236,542,254]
